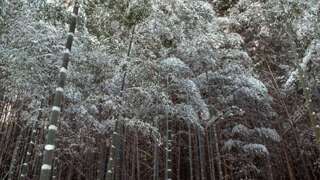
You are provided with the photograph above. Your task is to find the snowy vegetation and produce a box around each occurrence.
[1,0,320,179]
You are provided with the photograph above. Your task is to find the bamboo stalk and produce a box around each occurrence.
[206,127,216,180]
[165,113,172,180]
[8,134,23,180]
[213,124,223,180]
[39,1,79,180]
[106,126,116,180]
[116,121,124,180]
[122,126,127,180]
[153,138,159,180]
[131,134,136,180]
[20,121,38,180]
[188,124,194,180]
[177,125,181,180]
[197,128,206,180]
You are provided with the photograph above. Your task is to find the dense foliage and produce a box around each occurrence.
[1,0,320,179]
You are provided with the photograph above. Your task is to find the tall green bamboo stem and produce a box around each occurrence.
[20,124,37,180]
[39,1,79,180]
[165,113,172,180]
[106,121,119,180]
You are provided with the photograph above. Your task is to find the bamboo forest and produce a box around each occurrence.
[1,0,320,179]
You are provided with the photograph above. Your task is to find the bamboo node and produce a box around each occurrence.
[49,125,58,131]
[45,144,55,151]
[56,87,64,93]
[60,67,68,74]
[67,32,74,37]
[41,164,52,170]
[52,106,61,112]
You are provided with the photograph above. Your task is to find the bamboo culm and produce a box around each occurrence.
[106,121,119,180]
[20,123,38,180]
[153,120,159,180]
[39,1,79,180]
[8,134,23,180]
[197,128,206,180]
[188,125,194,180]
[165,113,172,180]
